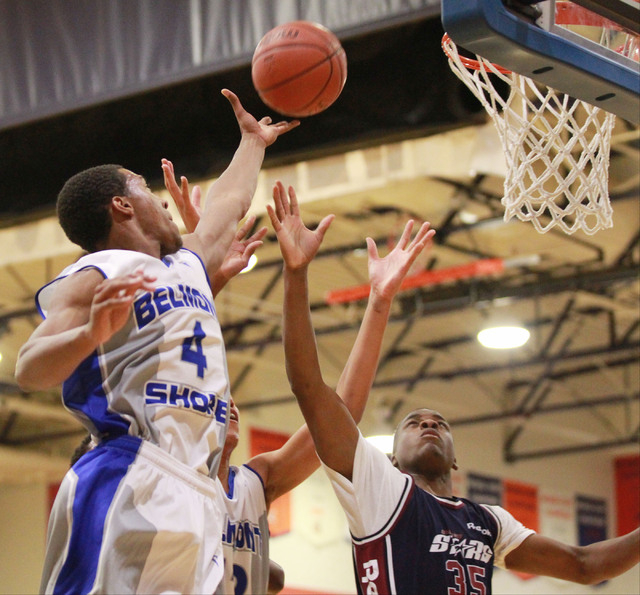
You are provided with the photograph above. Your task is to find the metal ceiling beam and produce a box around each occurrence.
[221,263,639,344]
[239,382,640,419]
[372,349,638,393]
[506,432,640,463]
[505,351,639,389]
[503,299,578,453]
[614,228,640,266]
[225,263,283,349]
[448,392,640,427]
[231,325,282,394]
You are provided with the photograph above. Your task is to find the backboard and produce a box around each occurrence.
[441,0,640,123]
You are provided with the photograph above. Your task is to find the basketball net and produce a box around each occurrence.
[442,33,616,235]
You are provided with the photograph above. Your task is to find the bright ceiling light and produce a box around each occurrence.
[458,210,479,224]
[240,254,258,274]
[477,326,530,349]
[365,434,394,454]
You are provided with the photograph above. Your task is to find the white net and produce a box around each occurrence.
[442,34,616,235]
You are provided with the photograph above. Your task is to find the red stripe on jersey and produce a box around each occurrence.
[353,536,392,594]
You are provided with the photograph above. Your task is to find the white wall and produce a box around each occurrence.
[0,483,47,594]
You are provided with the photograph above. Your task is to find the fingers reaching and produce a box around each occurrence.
[366,236,379,262]
[394,220,435,256]
[315,213,336,243]
[268,180,334,269]
[222,88,300,144]
[365,220,436,301]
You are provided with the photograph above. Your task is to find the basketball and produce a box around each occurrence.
[251,21,347,118]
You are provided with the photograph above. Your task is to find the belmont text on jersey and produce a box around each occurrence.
[222,516,264,555]
[134,284,216,329]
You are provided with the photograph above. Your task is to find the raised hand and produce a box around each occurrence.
[266,181,334,270]
[161,158,202,233]
[367,220,435,302]
[222,89,300,147]
[88,269,156,346]
[216,215,268,281]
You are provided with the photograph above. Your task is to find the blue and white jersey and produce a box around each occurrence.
[37,248,230,475]
[216,465,270,595]
[324,433,535,595]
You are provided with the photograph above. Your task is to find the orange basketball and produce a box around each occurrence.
[251,21,347,118]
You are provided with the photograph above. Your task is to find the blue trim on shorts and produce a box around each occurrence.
[52,436,142,595]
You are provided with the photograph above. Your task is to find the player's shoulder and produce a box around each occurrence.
[36,250,134,315]
[39,267,105,315]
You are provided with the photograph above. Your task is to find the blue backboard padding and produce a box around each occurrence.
[441,0,639,123]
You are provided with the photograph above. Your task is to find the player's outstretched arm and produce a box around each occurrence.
[180,90,299,278]
[505,527,640,584]
[15,268,156,390]
[335,220,434,420]
[253,214,432,500]
[250,187,434,498]
[268,181,360,480]
[163,164,268,296]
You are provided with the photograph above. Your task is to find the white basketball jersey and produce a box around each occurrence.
[216,465,270,595]
[37,248,230,475]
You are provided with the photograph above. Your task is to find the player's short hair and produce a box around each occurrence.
[69,434,93,467]
[57,164,126,252]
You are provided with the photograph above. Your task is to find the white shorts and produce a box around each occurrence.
[41,435,224,594]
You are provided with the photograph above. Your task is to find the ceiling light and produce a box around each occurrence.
[240,254,258,274]
[365,434,394,454]
[477,326,530,349]
[458,210,478,224]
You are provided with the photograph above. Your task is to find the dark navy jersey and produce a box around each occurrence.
[353,482,499,594]
[324,433,534,595]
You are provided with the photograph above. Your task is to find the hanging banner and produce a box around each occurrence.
[615,454,640,536]
[540,491,574,545]
[503,480,539,581]
[467,472,502,505]
[250,426,292,536]
[576,494,608,587]
[576,495,607,545]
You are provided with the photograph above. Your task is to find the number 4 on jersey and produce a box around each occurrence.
[181,321,208,378]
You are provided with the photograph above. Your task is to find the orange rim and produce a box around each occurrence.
[442,33,513,74]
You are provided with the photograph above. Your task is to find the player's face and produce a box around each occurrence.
[392,409,456,477]
[122,170,182,256]
[225,396,240,451]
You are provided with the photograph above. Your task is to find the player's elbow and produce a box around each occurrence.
[15,351,55,392]
[15,362,42,392]
[287,375,316,401]
[570,548,599,585]
[285,365,323,400]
